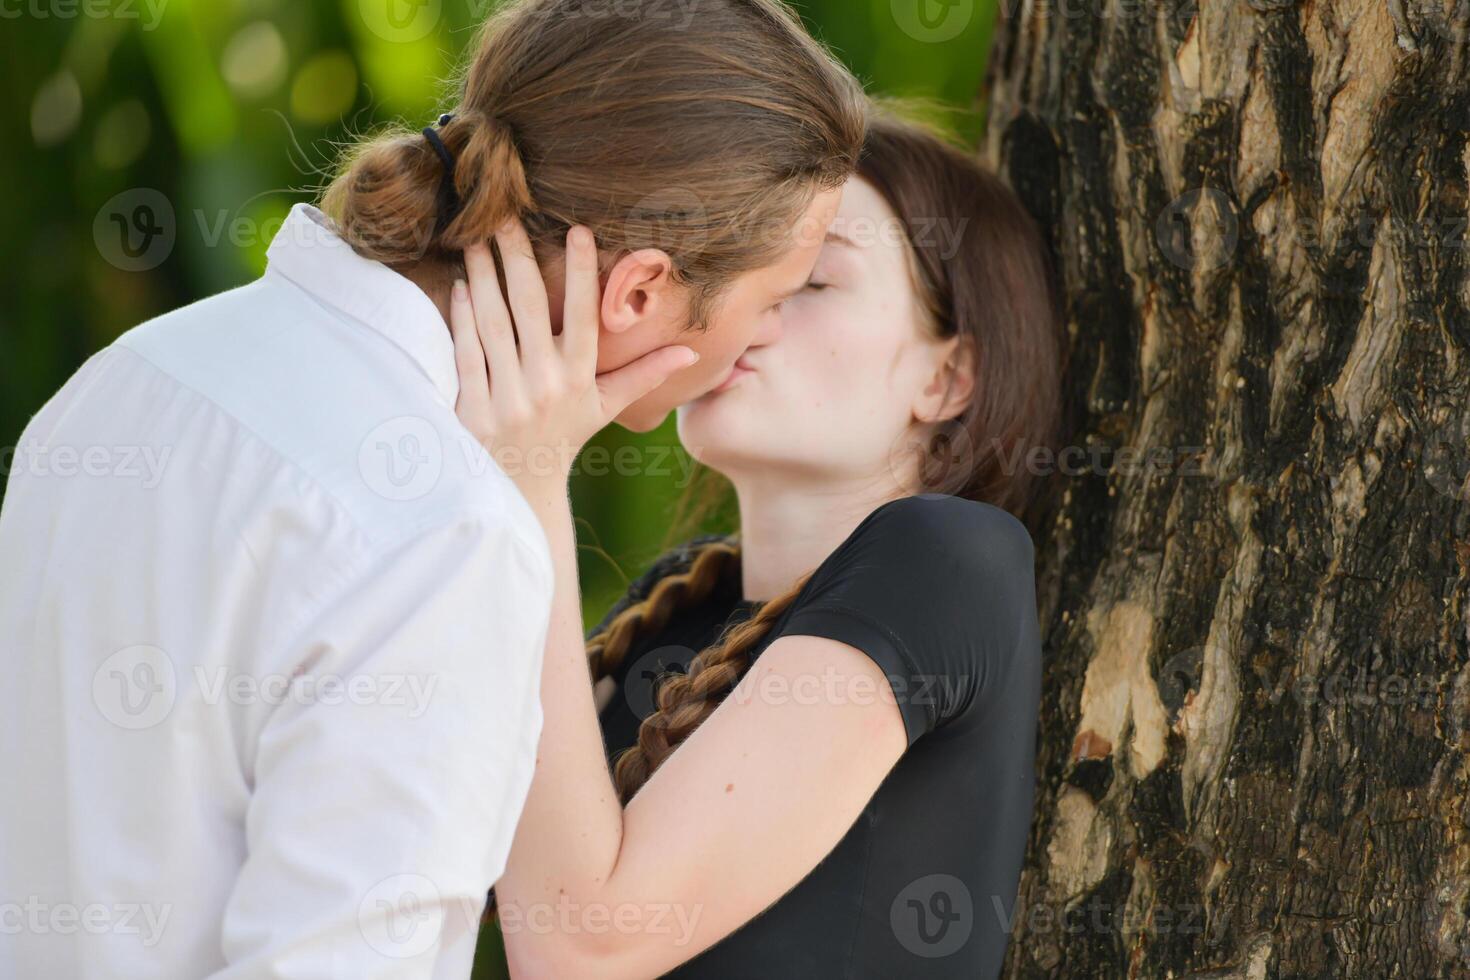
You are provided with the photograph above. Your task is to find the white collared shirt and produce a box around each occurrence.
[0,204,554,978]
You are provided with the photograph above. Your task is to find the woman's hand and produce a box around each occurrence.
[449,220,698,496]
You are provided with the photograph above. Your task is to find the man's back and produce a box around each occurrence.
[0,205,553,978]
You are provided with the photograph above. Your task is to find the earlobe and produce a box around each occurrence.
[917,337,978,424]
[601,249,675,335]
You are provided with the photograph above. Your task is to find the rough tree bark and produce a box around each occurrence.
[982,0,1470,975]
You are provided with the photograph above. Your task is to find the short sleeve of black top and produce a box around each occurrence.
[595,494,1042,980]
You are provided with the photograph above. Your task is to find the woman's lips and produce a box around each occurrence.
[710,356,756,394]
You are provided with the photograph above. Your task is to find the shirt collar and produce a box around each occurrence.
[265,203,459,407]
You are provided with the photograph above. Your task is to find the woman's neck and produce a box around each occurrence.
[732,477,901,602]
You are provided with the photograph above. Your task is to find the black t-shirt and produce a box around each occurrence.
[595,494,1041,979]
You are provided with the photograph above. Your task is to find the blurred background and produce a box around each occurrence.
[2,0,998,623]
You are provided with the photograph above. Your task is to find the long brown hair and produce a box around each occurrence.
[592,110,1065,804]
[320,0,866,327]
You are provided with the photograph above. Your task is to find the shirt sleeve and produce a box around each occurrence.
[778,495,1038,747]
[213,515,553,980]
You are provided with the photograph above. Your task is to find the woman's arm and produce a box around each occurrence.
[497,489,907,980]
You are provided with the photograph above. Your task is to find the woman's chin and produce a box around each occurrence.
[676,407,763,468]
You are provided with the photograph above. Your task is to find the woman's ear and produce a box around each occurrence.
[601,249,676,334]
[914,336,978,424]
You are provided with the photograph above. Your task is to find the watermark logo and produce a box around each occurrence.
[358,873,442,958]
[888,423,976,494]
[94,188,175,272]
[623,645,695,725]
[625,187,709,255]
[360,416,443,502]
[1156,187,1239,272]
[890,873,974,957]
[92,645,177,730]
[90,652,441,728]
[891,0,975,42]
[358,0,442,43]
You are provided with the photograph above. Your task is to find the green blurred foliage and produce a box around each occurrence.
[2,0,995,974]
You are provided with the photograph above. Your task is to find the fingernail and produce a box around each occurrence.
[679,349,700,367]
[452,279,467,301]
[570,226,592,249]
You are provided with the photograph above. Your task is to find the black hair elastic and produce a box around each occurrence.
[422,113,460,235]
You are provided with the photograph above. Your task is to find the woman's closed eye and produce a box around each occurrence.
[771,280,830,314]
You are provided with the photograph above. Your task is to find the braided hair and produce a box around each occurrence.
[586,537,815,804]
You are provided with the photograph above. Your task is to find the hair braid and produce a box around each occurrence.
[608,568,814,804]
[586,536,742,683]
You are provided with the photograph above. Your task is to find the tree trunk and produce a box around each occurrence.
[982,0,1470,975]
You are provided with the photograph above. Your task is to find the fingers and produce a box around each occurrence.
[495,219,554,366]
[596,345,700,421]
[448,279,492,419]
[560,225,600,371]
[464,242,521,397]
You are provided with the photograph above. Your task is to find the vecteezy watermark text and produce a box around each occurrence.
[356,874,702,960]
[1,442,171,488]
[0,898,172,946]
[356,0,702,45]
[0,0,169,30]
[193,667,439,719]
[92,645,442,730]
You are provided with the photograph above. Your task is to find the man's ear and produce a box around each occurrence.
[601,249,676,334]
[915,336,978,424]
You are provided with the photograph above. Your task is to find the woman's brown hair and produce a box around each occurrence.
[590,110,1065,804]
[320,0,867,328]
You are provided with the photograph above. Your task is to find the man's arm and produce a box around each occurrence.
[213,515,552,979]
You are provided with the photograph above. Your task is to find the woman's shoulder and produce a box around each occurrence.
[848,494,1035,574]
[781,495,1040,738]
[792,493,1039,637]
